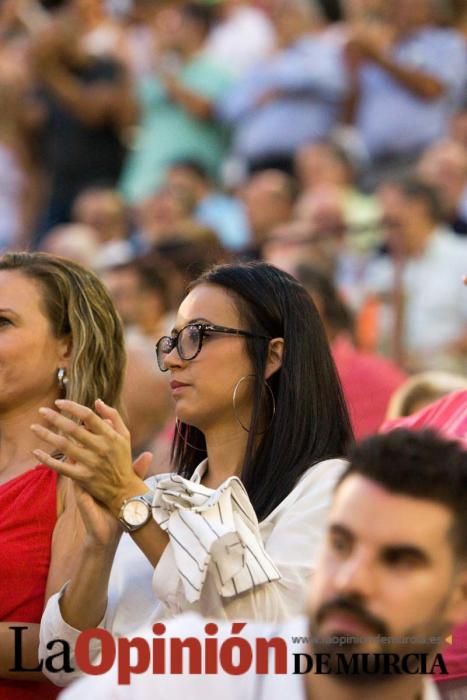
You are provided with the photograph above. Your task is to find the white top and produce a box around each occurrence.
[39,458,346,686]
[60,613,442,700]
[151,464,281,603]
[363,227,467,371]
[204,5,275,77]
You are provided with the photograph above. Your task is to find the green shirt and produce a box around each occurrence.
[120,55,232,203]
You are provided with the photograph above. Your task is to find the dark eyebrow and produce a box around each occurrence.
[381,545,430,566]
[170,318,212,334]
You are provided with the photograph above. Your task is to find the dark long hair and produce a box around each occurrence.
[172,262,353,520]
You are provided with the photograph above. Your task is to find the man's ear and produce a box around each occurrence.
[264,337,284,380]
[447,568,467,627]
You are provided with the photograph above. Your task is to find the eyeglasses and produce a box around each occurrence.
[155,323,270,372]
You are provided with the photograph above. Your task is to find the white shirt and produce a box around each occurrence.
[364,227,467,371]
[60,614,443,700]
[204,6,275,77]
[39,458,346,686]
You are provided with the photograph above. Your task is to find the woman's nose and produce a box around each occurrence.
[163,342,184,369]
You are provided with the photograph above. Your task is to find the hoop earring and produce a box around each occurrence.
[57,368,68,392]
[175,419,205,452]
[232,374,276,434]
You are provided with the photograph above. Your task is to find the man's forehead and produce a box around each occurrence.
[330,475,454,550]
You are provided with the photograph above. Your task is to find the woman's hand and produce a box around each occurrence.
[75,484,121,549]
[31,399,152,517]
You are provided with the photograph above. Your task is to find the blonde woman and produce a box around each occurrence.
[0,252,127,700]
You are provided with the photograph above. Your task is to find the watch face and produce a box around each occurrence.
[122,499,150,527]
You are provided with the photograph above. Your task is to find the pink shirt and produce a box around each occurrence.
[332,335,407,439]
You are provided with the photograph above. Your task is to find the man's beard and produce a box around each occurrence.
[307,594,449,686]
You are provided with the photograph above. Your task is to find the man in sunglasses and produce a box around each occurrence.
[61,428,467,700]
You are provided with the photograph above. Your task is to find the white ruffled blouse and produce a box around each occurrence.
[39,457,346,686]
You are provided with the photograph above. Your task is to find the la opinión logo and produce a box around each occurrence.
[8,624,449,685]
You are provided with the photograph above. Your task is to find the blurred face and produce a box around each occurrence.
[451,111,467,150]
[241,173,293,242]
[308,475,467,669]
[161,284,255,431]
[136,188,188,243]
[262,222,327,276]
[378,185,423,253]
[74,191,127,242]
[417,143,467,207]
[390,0,430,31]
[165,168,203,209]
[295,145,350,190]
[103,268,143,327]
[341,0,386,20]
[0,271,70,414]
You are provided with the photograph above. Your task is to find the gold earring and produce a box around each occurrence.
[232,374,276,433]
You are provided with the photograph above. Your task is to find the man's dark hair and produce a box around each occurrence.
[339,429,467,560]
[386,176,444,222]
[110,255,171,311]
[168,159,210,182]
[181,3,216,35]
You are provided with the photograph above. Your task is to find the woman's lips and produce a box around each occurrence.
[170,380,190,393]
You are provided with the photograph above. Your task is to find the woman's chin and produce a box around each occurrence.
[176,410,203,431]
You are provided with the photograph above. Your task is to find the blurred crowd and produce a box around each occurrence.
[0,0,466,469]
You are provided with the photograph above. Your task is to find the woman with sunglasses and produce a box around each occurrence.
[37,261,352,683]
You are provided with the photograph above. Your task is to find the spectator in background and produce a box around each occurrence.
[386,371,467,420]
[41,223,100,267]
[102,255,171,341]
[240,169,297,257]
[296,264,406,438]
[133,184,194,249]
[263,186,348,283]
[0,71,29,251]
[346,0,467,189]
[293,184,369,307]
[102,254,174,469]
[120,2,232,203]
[417,139,467,236]
[132,181,225,266]
[218,0,348,173]
[0,0,42,251]
[294,140,381,253]
[364,177,467,373]
[204,0,275,77]
[31,0,137,242]
[451,102,467,149]
[165,159,250,250]
[72,186,138,266]
[262,220,326,276]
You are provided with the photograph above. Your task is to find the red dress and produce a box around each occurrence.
[0,466,60,699]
